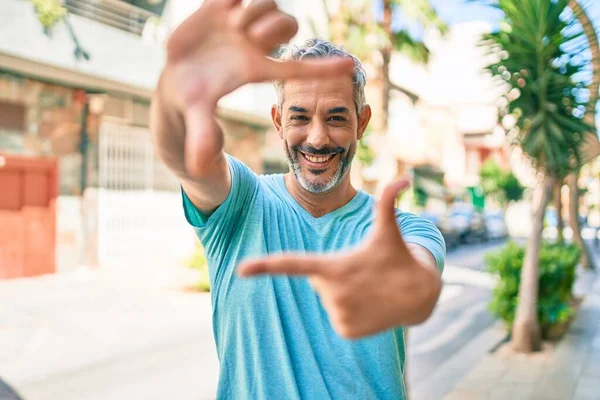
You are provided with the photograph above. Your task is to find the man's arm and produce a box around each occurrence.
[402,243,443,325]
[150,72,230,215]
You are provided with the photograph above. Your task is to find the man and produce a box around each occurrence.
[151,0,445,398]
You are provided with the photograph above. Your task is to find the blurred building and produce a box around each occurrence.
[0,0,279,278]
[0,1,532,279]
[422,22,511,188]
[371,21,527,209]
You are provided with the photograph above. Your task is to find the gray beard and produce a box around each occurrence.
[284,144,354,194]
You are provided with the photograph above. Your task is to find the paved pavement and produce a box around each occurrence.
[445,267,600,400]
[408,242,503,399]
[442,239,508,271]
[0,267,219,400]
[0,241,506,400]
[410,241,600,400]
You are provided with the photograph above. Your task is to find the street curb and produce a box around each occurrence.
[410,321,506,400]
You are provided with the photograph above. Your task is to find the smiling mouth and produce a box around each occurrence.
[300,152,337,166]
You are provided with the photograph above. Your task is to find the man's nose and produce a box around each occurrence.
[306,121,330,150]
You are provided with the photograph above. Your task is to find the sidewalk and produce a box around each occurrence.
[0,266,220,400]
[445,268,600,400]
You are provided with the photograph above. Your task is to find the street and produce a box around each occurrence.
[0,241,506,400]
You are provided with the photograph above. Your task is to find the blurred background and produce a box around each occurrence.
[0,0,599,399]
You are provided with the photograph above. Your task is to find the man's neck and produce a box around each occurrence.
[284,174,358,218]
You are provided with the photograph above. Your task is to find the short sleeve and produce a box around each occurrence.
[396,212,446,273]
[181,154,259,259]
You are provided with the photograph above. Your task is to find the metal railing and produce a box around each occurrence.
[64,0,158,36]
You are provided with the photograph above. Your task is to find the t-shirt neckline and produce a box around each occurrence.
[274,174,369,224]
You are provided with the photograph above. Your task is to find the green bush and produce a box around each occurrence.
[485,241,581,337]
[185,241,210,292]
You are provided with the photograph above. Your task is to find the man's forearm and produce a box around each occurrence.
[150,73,230,213]
[150,84,190,179]
[389,245,442,326]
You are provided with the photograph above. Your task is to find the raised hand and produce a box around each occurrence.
[160,0,355,176]
[238,180,442,339]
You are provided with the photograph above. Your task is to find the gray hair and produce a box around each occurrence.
[274,38,367,114]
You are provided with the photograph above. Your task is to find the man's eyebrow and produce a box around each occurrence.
[327,107,350,114]
[289,106,309,113]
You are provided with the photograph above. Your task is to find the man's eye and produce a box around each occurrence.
[290,115,309,121]
[329,116,346,122]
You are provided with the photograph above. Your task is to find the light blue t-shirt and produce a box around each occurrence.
[182,155,445,400]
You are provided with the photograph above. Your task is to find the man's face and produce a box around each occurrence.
[272,76,370,194]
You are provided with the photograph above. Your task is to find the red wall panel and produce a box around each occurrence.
[0,154,57,279]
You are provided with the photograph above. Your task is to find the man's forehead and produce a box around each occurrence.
[282,76,354,105]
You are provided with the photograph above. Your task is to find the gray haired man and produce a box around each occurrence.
[151,0,445,398]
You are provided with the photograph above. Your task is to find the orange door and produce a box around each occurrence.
[0,154,58,279]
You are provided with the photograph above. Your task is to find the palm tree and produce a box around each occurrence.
[482,0,591,352]
[567,0,599,270]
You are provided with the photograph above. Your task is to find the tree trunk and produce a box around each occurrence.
[567,173,595,270]
[322,0,345,44]
[511,175,554,353]
[567,1,598,271]
[367,0,393,139]
[553,180,564,243]
[381,0,393,136]
[570,0,600,163]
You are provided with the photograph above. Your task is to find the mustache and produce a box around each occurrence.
[292,145,346,156]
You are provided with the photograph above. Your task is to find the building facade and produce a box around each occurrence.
[0,0,276,278]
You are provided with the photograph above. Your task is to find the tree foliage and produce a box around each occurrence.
[482,0,591,178]
[480,159,525,205]
[327,0,447,63]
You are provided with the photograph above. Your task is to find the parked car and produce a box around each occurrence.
[448,203,488,244]
[484,211,509,240]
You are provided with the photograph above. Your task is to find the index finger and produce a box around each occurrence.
[251,57,355,83]
[238,254,334,277]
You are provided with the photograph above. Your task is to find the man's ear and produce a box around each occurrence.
[271,105,283,139]
[357,105,372,140]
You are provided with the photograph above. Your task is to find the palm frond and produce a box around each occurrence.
[481,0,592,177]
[392,29,430,63]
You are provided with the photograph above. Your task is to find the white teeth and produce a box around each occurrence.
[305,154,333,163]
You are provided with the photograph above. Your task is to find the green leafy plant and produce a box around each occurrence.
[185,241,210,292]
[357,127,376,167]
[479,159,525,207]
[30,0,66,32]
[486,241,581,338]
